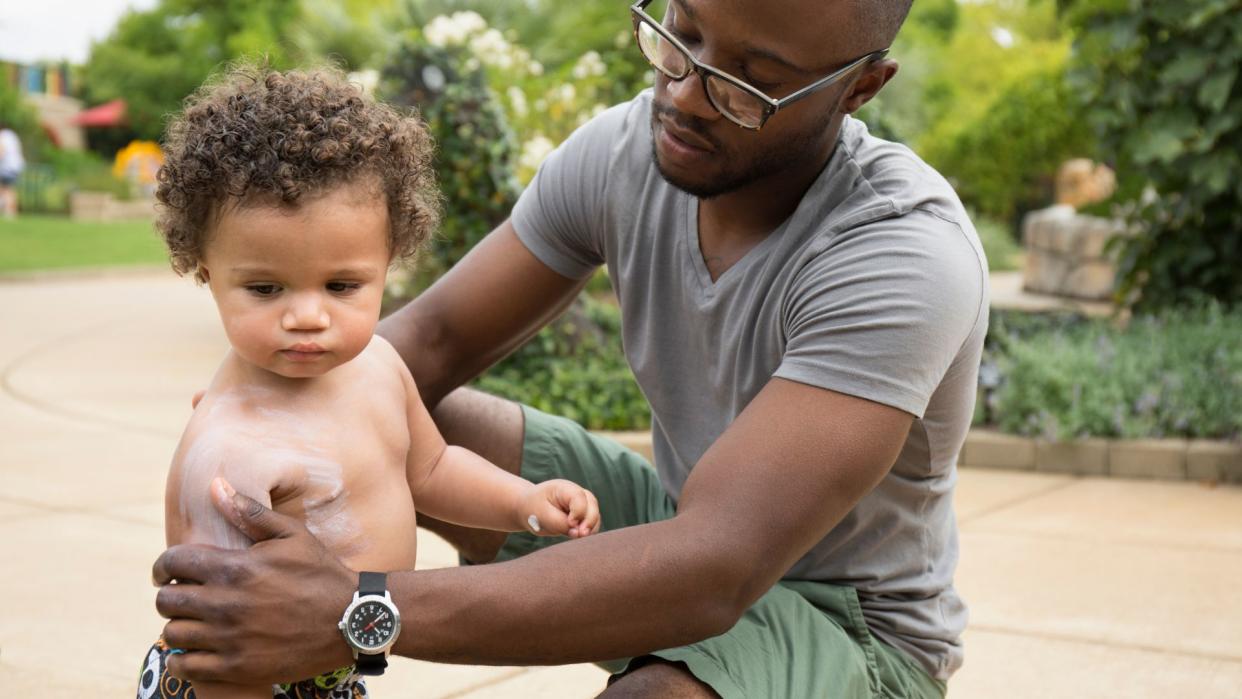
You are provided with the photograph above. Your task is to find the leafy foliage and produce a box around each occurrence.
[1062,0,1242,308]
[475,296,650,431]
[381,37,522,279]
[923,63,1095,226]
[979,307,1242,440]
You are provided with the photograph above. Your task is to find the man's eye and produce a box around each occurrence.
[247,284,279,296]
[327,282,362,294]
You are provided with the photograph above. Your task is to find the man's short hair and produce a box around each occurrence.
[853,0,914,50]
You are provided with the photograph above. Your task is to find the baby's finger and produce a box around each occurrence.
[583,490,601,534]
[561,484,589,525]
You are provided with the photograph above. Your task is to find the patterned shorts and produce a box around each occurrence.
[137,638,368,698]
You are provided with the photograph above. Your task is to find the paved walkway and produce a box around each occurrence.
[2,269,1240,698]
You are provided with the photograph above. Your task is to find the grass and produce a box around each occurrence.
[0,215,168,273]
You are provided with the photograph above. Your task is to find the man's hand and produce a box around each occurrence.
[153,478,355,683]
[517,479,601,538]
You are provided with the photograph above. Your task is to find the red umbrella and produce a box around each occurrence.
[73,99,126,127]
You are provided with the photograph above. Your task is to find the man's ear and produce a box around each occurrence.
[841,59,899,115]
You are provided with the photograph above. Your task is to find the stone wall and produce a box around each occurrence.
[69,191,156,222]
[1022,204,1126,301]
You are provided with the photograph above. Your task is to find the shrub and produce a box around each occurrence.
[474,296,650,431]
[981,307,1242,440]
[382,38,522,282]
[1063,0,1242,309]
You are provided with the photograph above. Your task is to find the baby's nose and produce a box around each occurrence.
[281,293,330,331]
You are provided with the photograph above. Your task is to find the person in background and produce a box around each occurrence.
[0,120,25,218]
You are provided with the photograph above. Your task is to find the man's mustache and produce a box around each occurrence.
[651,100,722,152]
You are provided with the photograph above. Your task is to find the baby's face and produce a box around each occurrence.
[201,181,391,379]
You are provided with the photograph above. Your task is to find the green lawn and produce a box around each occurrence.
[0,215,168,273]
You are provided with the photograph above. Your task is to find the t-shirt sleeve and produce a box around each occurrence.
[775,209,987,418]
[510,103,633,279]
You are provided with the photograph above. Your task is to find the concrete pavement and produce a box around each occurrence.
[1,269,1240,697]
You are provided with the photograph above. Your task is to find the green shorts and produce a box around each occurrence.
[493,406,947,699]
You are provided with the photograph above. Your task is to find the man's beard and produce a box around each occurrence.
[649,101,832,200]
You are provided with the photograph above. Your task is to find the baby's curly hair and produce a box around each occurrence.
[156,64,440,282]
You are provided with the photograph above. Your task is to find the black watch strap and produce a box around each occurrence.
[356,652,388,675]
[355,571,390,676]
[359,571,386,597]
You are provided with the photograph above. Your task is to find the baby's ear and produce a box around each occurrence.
[198,265,211,283]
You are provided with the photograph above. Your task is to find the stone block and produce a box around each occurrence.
[1109,439,1187,480]
[1063,260,1116,300]
[1035,438,1109,476]
[1073,217,1123,259]
[1022,250,1071,295]
[69,191,110,221]
[1187,440,1242,484]
[963,430,1035,470]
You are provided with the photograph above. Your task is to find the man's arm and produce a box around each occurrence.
[377,218,588,407]
[154,376,910,678]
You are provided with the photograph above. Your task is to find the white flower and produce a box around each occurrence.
[520,135,556,172]
[572,51,605,80]
[424,11,487,47]
[529,61,544,76]
[507,86,528,117]
[348,69,379,95]
[557,84,576,104]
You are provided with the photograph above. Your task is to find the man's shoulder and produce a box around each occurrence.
[832,117,965,226]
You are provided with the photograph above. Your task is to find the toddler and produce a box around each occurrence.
[136,65,600,699]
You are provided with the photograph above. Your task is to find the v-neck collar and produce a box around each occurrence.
[684,195,789,297]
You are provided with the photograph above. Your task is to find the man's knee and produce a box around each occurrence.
[600,659,720,699]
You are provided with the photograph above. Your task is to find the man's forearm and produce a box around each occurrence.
[389,517,741,664]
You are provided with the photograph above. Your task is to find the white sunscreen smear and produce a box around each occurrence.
[177,390,359,550]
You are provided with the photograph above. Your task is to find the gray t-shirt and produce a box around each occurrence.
[511,90,988,680]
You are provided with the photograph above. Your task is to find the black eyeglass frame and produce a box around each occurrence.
[629,0,890,130]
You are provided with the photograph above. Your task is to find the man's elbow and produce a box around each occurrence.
[685,550,773,639]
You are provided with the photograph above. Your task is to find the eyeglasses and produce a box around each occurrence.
[629,0,889,130]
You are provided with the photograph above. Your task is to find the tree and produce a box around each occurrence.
[81,0,306,141]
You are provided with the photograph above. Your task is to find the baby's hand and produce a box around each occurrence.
[518,479,600,538]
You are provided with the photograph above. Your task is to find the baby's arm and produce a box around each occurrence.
[383,343,599,538]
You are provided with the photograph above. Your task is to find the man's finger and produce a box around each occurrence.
[153,544,224,586]
[166,649,228,683]
[210,477,300,543]
[161,618,218,651]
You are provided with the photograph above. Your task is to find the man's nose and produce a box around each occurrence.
[281,292,330,331]
[664,70,719,123]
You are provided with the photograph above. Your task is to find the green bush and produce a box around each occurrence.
[382,38,522,283]
[980,307,1242,440]
[1063,0,1242,309]
[974,214,1021,273]
[474,296,650,431]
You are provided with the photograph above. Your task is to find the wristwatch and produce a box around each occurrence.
[338,571,402,675]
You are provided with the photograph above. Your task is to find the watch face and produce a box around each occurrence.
[346,599,398,650]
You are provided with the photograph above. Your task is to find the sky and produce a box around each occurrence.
[0,0,159,64]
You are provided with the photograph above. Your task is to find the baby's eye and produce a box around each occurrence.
[327,281,362,294]
[246,284,280,297]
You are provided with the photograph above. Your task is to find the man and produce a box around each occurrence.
[153,0,988,696]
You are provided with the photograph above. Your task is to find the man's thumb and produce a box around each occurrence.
[210,477,295,543]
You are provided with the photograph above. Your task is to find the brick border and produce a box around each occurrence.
[592,428,1242,484]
